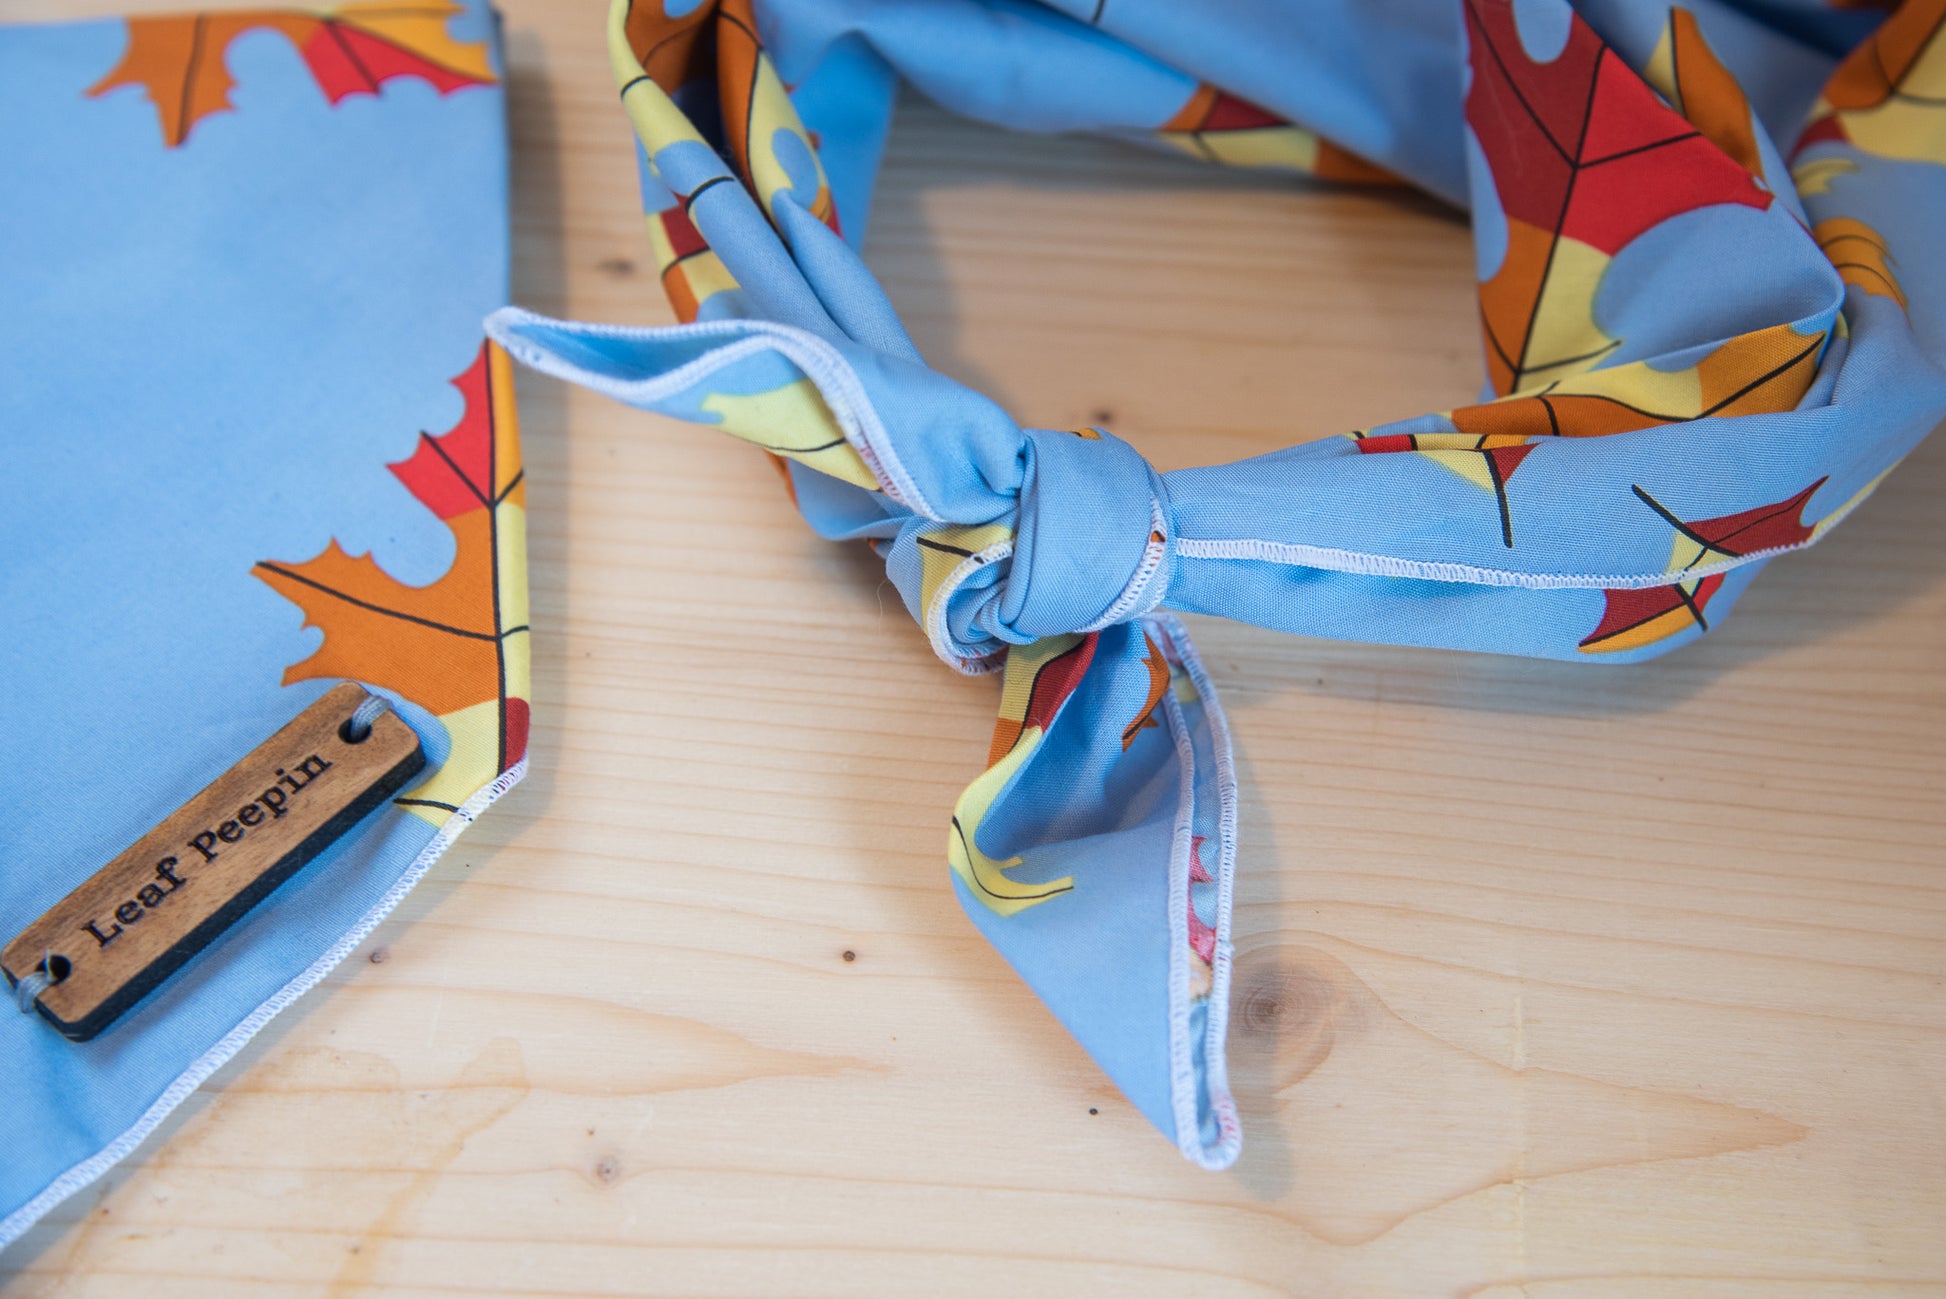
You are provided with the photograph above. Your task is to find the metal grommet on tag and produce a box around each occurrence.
[1,683,426,1041]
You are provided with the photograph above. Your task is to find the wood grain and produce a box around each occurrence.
[2,2,1943,1295]
[1,684,424,1041]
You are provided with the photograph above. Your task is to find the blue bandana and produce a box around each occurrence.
[490,0,1946,1169]
[2,0,522,1248]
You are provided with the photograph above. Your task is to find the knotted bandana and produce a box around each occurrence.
[490,0,1946,1169]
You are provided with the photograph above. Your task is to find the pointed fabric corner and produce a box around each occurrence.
[492,0,1946,1174]
[949,616,1241,1167]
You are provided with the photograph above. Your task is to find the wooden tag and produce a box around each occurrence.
[2,683,426,1041]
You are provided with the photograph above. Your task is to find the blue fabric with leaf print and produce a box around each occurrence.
[490,0,1946,1171]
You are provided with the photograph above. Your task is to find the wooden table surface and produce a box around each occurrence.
[5,3,1946,1296]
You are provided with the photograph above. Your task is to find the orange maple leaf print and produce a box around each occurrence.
[1120,631,1169,750]
[255,341,529,824]
[90,0,496,148]
[1651,9,1764,176]
[1815,217,1910,311]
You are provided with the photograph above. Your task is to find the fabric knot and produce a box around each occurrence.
[912,425,1175,673]
[1000,427,1173,640]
